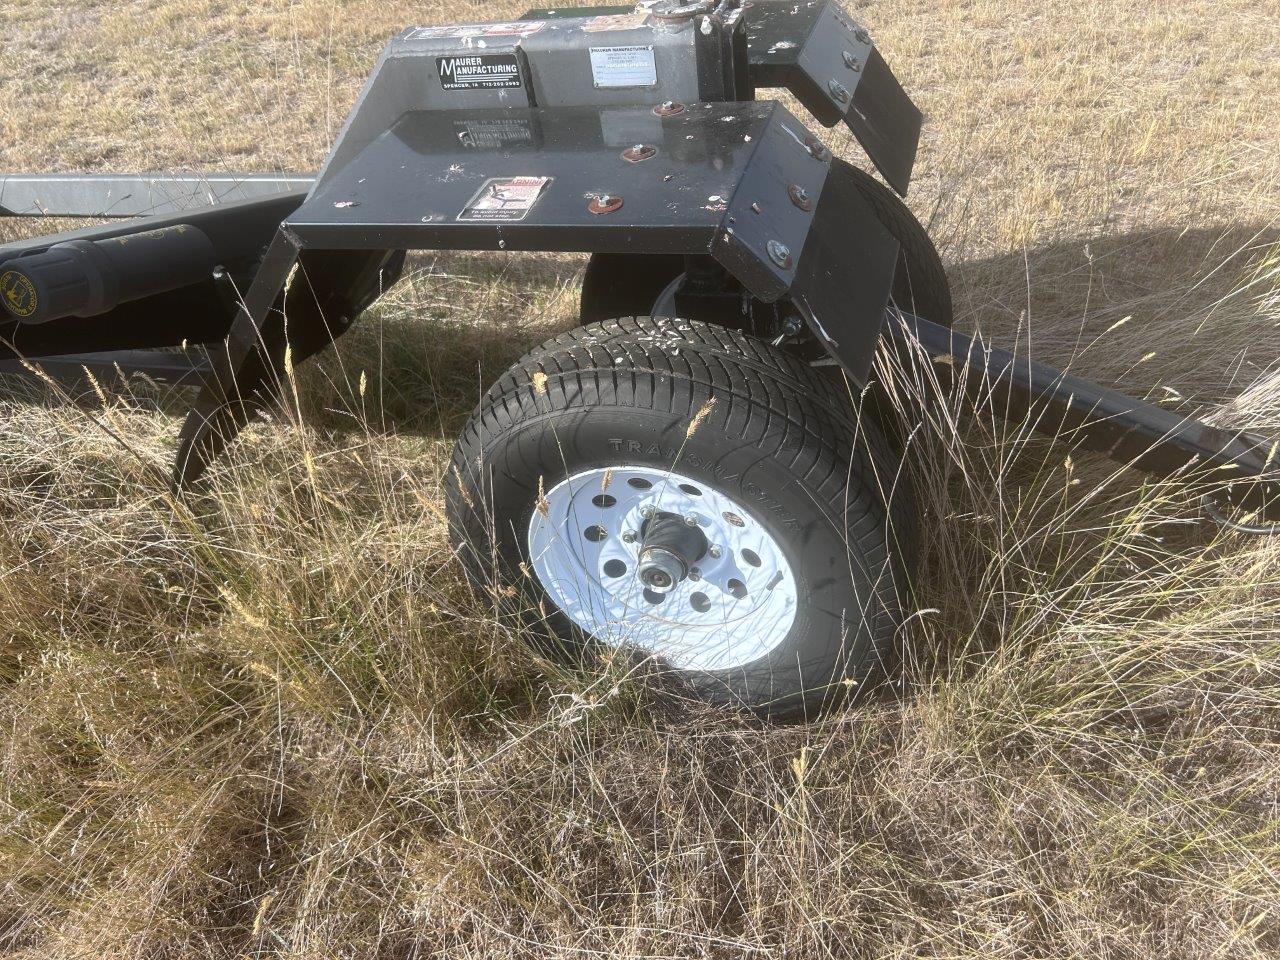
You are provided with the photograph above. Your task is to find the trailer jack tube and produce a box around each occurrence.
[0,224,217,325]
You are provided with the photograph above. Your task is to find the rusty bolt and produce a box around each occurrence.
[842,50,862,72]
[622,143,657,162]
[828,79,851,104]
[588,194,624,215]
[766,240,793,270]
[653,100,686,117]
[803,135,831,162]
[787,184,813,211]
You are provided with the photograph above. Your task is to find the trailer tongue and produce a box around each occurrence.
[1,0,1275,716]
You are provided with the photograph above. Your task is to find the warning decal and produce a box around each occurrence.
[589,45,658,89]
[409,21,546,41]
[583,13,650,32]
[437,54,523,90]
[458,177,553,222]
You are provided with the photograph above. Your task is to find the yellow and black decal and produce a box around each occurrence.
[0,268,38,319]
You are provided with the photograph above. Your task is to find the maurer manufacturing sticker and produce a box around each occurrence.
[589,45,658,89]
[437,54,523,91]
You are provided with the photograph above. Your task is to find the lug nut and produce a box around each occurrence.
[766,239,793,269]
[708,545,723,559]
[622,530,636,543]
[828,79,851,104]
[685,515,699,526]
[641,505,655,519]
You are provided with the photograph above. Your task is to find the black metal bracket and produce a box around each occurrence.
[743,0,922,195]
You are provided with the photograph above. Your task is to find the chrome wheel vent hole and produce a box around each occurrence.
[592,493,617,508]
[679,483,702,497]
[690,592,712,613]
[727,578,748,600]
[627,477,652,490]
[584,525,608,542]
[741,548,761,568]
[602,559,628,578]
[643,588,666,605]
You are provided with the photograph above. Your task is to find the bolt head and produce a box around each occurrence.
[641,505,655,518]
[689,568,702,581]
[685,515,699,526]
[766,239,793,269]
[622,530,636,543]
[842,50,862,72]
[788,183,813,211]
[828,79,851,104]
[708,545,723,559]
[855,26,871,44]
[588,193,624,215]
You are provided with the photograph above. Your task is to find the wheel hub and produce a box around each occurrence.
[636,511,709,593]
[526,467,798,672]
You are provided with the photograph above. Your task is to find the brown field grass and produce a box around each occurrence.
[2,0,1279,957]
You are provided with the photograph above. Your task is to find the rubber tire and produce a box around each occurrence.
[445,317,918,719]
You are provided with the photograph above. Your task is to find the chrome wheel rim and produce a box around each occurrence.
[527,466,798,671]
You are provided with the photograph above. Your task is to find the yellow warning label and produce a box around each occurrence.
[0,270,38,319]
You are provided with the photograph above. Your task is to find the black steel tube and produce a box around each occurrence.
[0,225,217,325]
[887,310,1280,519]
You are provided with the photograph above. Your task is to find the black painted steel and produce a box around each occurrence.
[0,348,211,388]
[887,311,1280,520]
[743,0,921,194]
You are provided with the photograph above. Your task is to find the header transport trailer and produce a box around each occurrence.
[1,0,1276,717]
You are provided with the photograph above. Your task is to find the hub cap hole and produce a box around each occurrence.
[679,483,702,496]
[592,494,617,508]
[643,588,666,605]
[723,511,745,527]
[727,578,748,600]
[742,548,761,568]
[627,477,652,490]
[602,559,628,578]
[584,525,608,542]
[690,592,711,613]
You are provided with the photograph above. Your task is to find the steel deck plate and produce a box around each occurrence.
[287,102,779,255]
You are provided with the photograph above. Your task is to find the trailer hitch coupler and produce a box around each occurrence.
[0,224,217,325]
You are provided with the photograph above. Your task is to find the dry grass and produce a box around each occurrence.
[2,0,1279,956]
